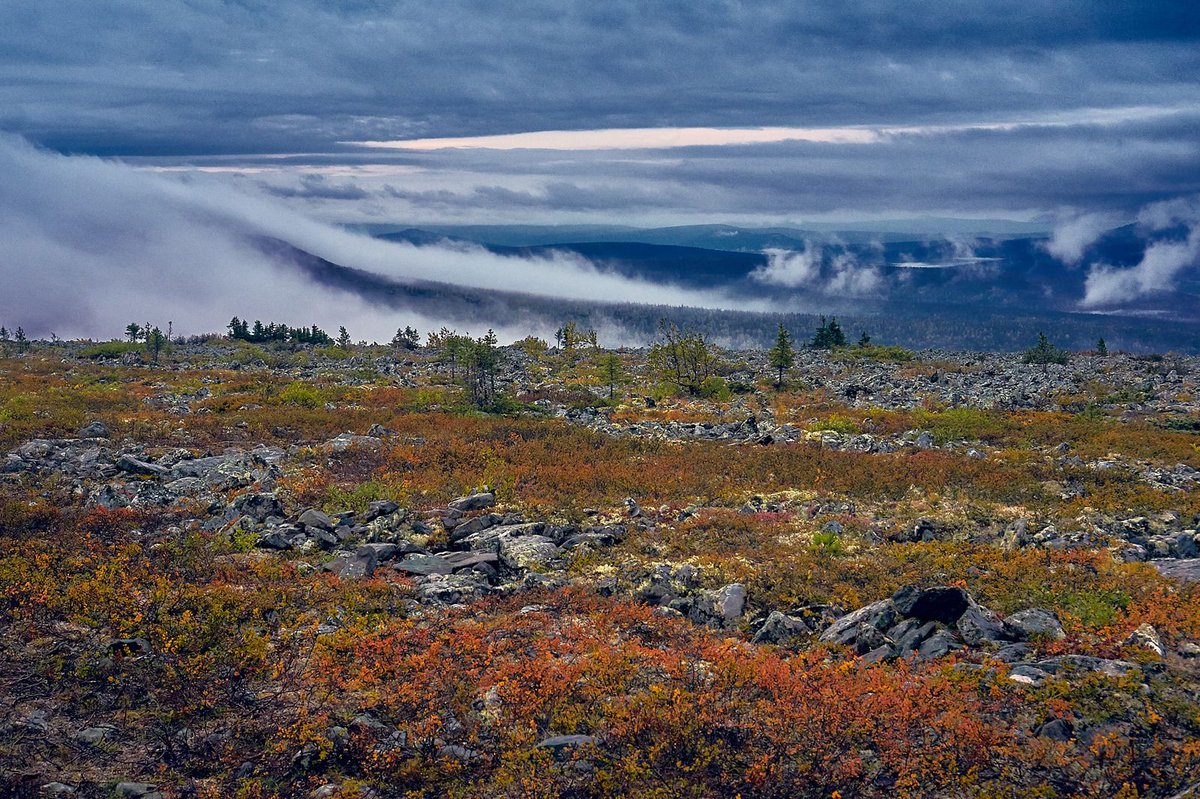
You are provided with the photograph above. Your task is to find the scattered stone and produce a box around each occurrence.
[537,734,597,758]
[1126,623,1166,657]
[78,421,110,438]
[76,724,118,746]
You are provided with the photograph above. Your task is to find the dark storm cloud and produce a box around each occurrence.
[3,0,1199,156]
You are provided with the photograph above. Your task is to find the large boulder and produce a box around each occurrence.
[78,420,110,438]
[819,599,897,648]
[751,611,813,645]
[298,508,335,532]
[956,598,1009,646]
[1004,608,1066,641]
[891,585,969,624]
[498,535,560,570]
[689,583,747,629]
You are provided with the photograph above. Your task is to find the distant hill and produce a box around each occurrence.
[253,236,1200,353]
[373,225,1200,322]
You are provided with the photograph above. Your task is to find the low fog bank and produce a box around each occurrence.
[0,136,744,343]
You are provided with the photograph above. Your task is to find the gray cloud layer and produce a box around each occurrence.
[3,0,1200,284]
[3,1,1199,156]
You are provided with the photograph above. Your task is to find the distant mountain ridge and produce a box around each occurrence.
[251,234,1200,353]
[371,225,1199,321]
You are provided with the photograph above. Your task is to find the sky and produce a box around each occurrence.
[1,1,1200,338]
[3,0,1199,226]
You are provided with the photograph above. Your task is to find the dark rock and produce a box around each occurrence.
[1035,718,1074,741]
[447,492,496,512]
[78,421,110,438]
[256,530,294,550]
[233,492,283,521]
[819,599,898,646]
[362,500,401,522]
[956,599,1010,646]
[893,620,939,653]
[298,508,335,531]
[113,784,163,799]
[326,549,377,579]
[442,551,500,570]
[916,630,962,660]
[358,542,401,561]
[862,644,897,663]
[891,585,969,624]
[448,513,501,542]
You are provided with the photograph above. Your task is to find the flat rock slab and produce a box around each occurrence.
[441,551,499,570]
[395,554,454,576]
[1151,558,1200,581]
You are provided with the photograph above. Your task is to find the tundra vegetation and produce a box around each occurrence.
[1,320,1199,798]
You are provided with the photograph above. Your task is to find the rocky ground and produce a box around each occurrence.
[2,339,1200,798]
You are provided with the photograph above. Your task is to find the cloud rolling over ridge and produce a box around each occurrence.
[0,136,748,341]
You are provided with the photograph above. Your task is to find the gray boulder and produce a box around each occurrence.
[819,599,897,647]
[1003,608,1066,641]
[448,492,496,512]
[956,599,1009,646]
[298,508,335,532]
[326,549,377,579]
[689,583,747,629]
[116,455,166,477]
[78,421,110,438]
[751,611,813,645]
[498,535,560,570]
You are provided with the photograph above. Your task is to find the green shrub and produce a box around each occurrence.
[315,345,351,361]
[837,344,915,363]
[0,395,36,422]
[78,341,143,360]
[809,414,860,435]
[699,376,732,401]
[277,382,324,408]
[809,530,845,556]
[914,407,1008,443]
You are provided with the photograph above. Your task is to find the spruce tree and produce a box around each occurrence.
[768,323,796,388]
